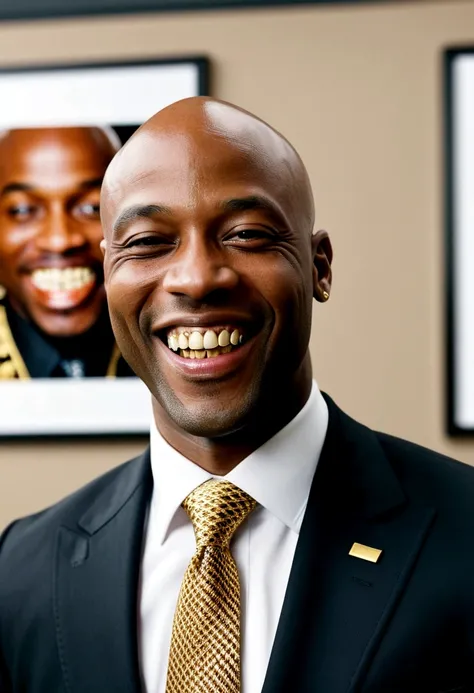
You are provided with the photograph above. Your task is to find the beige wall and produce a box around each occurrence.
[1,0,473,528]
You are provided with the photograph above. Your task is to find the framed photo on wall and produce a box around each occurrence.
[445,46,474,434]
[0,56,209,437]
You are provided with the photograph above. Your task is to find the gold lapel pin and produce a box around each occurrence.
[349,542,383,564]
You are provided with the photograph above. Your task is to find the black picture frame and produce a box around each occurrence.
[444,46,474,435]
[0,0,381,23]
[0,55,209,439]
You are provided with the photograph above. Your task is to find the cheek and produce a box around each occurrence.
[251,254,312,359]
[105,260,154,323]
[0,228,25,279]
[0,222,23,253]
[251,252,310,318]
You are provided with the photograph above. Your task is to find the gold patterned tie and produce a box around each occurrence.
[166,479,257,693]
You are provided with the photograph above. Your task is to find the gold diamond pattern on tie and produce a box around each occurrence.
[166,479,257,693]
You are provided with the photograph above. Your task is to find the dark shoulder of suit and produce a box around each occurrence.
[0,451,152,693]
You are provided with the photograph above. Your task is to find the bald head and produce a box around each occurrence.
[0,124,120,147]
[101,97,315,236]
[0,126,120,176]
[99,96,332,447]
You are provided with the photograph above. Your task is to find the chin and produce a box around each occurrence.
[156,384,254,439]
[33,317,92,338]
[31,307,103,338]
[177,406,249,438]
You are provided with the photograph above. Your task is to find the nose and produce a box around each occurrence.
[35,203,88,254]
[162,235,239,300]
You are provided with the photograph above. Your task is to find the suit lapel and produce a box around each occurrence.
[54,450,152,693]
[262,397,436,693]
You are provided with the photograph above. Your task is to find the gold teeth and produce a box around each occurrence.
[31,267,95,292]
[180,345,234,358]
[168,328,242,353]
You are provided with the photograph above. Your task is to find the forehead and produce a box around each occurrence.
[0,128,111,185]
[104,128,302,225]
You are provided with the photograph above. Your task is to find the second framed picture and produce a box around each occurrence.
[0,56,209,437]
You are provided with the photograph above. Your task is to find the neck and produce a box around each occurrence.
[153,363,313,475]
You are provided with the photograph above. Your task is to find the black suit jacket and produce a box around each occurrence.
[1,396,474,693]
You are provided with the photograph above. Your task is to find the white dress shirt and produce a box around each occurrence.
[139,381,329,693]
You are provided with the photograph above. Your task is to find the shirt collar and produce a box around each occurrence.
[150,381,328,544]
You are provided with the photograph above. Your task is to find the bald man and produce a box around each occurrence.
[0,127,133,379]
[1,99,474,693]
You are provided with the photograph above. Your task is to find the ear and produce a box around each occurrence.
[312,230,333,302]
[100,239,107,257]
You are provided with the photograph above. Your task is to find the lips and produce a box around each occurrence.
[158,331,254,379]
[25,266,99,311]
[153,314,259,377]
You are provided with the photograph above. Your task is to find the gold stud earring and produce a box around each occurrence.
[322,290,330,301]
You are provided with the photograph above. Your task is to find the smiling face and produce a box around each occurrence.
[102,99,332,439]
[0,127,119,337]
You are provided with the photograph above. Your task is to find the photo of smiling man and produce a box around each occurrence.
[0,126,134,379]
[0,57,207,434]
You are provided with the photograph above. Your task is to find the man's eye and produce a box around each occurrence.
[126,236,168,248]
[7,204,38,220]
[226,228,273,243]
[75,202,100,219]
[237,229,268,239]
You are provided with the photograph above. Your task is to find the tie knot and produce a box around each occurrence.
[183,480,256,549]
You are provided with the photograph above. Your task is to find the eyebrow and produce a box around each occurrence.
[0,182,34,197]
[0,178,104,198]
[79,178,104,191]
[113,203,173,236]
[220,195,281,216]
